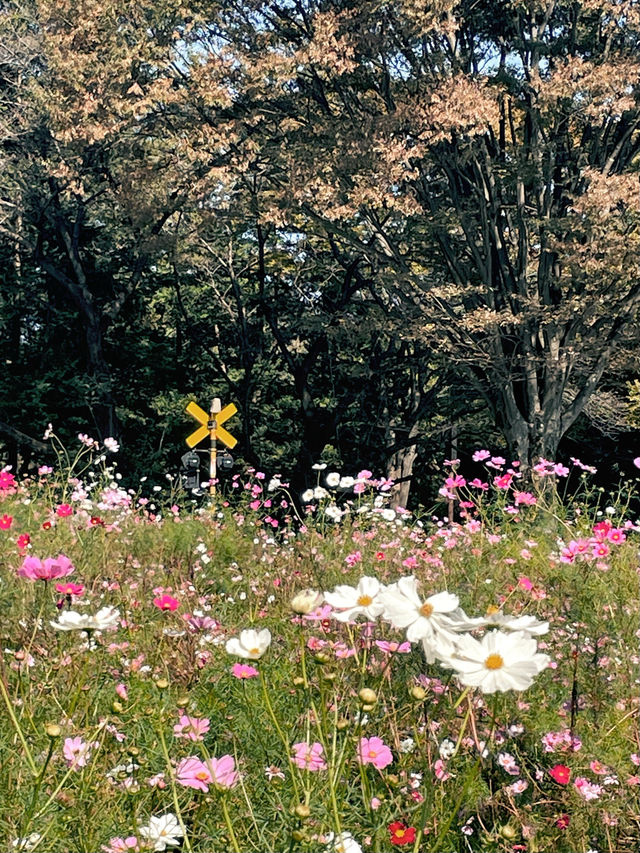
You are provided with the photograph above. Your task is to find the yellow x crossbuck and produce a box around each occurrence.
[185,401,238,449]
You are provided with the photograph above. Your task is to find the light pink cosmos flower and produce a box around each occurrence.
[173,714,210,742]
[63,736,98,768]
[101,837,142,853]
[175,755,238,791]
[574,777,603,800]
[19,554,74,581]
[292,742,327,771]
[357,736,393,770]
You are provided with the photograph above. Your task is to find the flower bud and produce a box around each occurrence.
[111,701,124,713]
[294,803,311,819]
[499,825,517,840]
[358,688,377,705]
[293,676,305,687]
[410,685,427,701]
[45,723,62,738]
[322,671,337,682]
[314,652,331,664]
[290,589,323,614]
[155,678,169,690]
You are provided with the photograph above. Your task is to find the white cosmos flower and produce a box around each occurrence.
[314,486,329,500]
[324,832,363,853]
[290,589,324,614]
[477,610,549,636]
[225,627,272,659]
[301,488,315,502]
[50,606,120,633]
[325,472,341,487]
[12,834,42,852]
[339,476,355,488]
[324,504,344,522]
[380,576,461,660]
[324,576,385,622]
[139,813,184,851]
[440,630,550,693]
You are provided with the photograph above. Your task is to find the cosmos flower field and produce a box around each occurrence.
[1,436,639,852]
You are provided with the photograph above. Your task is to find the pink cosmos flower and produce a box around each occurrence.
[375,640,412,654]
[0,513,13,529]
[63,736,98,768]
[292,742,327,771]
[153,595,179,611]
[173,714,210,741]
[176,754,238,790]
[56,503,73,517]
[231,662,259,679]
[358,736,393,770]
[19,554,74,581]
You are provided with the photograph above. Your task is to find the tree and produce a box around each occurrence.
[166,0,640,471]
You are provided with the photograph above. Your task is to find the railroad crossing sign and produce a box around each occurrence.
[185,398,237,496]
[185,400,237,449]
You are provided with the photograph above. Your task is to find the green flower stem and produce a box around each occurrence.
[0,672,38,776]
[20,736,56,835]
[220,793,241,853]
[157,724,193,853]
[259,671,300,802]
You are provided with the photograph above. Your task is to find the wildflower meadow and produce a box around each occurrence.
[1,434,639,853]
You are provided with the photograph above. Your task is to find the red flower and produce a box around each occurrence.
[0,514,13,530]
[555,814,570,829]
[389,822,416,846]
[550,764,571,785]
[42,521,52,530]
[90,516,105,526]
[17,533,30,549]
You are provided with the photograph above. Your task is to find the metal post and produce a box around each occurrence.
[209,398,221,496]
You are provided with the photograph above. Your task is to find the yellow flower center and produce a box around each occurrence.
[395,829,406,838]
[368,750,378,758]
[420,602,433,617]
[484,653,504,670]
[486,604,500,615]
[249,647,260,656]
[357,594,373,606]
[195,771,209,780]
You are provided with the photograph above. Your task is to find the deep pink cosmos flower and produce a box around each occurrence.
[18,554,74,581]
[0,470,16,491]
[0,514,13,529]
[153,594,179,611]
[55,582,85,596]
[549,764,571,785]
[357,736,393,770]
[16,533,30,549]
[56,503,73,517]
[292,742,327,771]
[173,714,210,741]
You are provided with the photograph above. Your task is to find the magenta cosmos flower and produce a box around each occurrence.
[153,594,179,611]
[175,755,238,791]
[19,554,74,581]
[358,736,393,770]
[291,742,327,771]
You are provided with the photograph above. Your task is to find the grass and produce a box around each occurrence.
[0,442,638,852]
